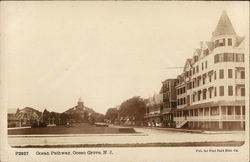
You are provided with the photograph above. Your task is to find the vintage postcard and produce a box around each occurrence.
[0,1,249,162]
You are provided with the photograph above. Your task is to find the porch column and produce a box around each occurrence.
[219,106,223,129]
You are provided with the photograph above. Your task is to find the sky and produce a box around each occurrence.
[0,2,248,114]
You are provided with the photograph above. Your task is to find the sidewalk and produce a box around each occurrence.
[110,125,245,134]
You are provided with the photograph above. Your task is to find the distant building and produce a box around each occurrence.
[173,11,245,130]
[160,79,177,127]
[7,109,20,128]
[144,94,163,127]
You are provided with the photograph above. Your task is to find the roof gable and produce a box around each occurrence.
[183,59,192,72]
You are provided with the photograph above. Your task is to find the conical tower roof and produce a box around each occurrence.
[212,11,236,37]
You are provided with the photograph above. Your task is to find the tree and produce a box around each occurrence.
[105,108,118,124]
[119,96,146,122]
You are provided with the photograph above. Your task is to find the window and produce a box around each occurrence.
[214,87,217,97]
[227,106,233,115]
[203,77,205,85]
[190,110,193,116]
[194,109,198,116]
[205,61,207,68]
[219,39,225,46]
[235,106,241,115]
[241,88,245,96]
[236,54,244,62]
[219,69,224,79]
[228,86,233,96]
[198,91,201,101]
[209,75,212,82]
[209,89,212,98]
[219,86,224,96]
[224,53,234,62]
[241,71,245,79]
[215,53,245,63]
[196,65,199,73]
[214,71,217,80]
[218,54,224,62]
[192,94,195,102]
[203,89,207,100]
[187,95,190,105]
[214,55,219,63]
[202,63,204,70]
[242,106,245,115]
[211,107,219,116]
[193,68,195,75]
[228,38,232,46]
[228,69,233,78]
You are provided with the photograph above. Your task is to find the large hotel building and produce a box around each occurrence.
[145,11,246,130]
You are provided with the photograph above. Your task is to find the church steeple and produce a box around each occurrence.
[212,10,236,37]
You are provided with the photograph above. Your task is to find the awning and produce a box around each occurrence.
[208,70,214,75]
[208,86,214,90]
[235,67,245,70]
[236,84,245,87]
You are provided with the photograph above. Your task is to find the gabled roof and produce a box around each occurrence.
[212,10,236,37]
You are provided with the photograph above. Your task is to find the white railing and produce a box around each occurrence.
[174,115,245,121]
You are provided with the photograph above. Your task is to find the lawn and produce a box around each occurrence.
[8,123,133,135]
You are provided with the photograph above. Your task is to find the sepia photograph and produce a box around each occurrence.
[0,1,249,162]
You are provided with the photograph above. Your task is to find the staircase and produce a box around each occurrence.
[176,120,188,128]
